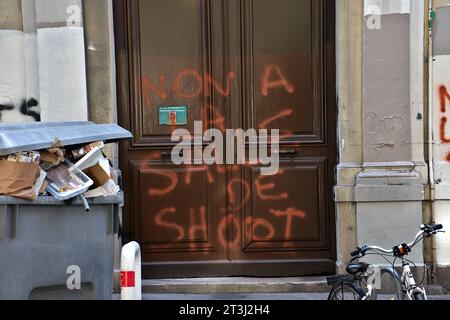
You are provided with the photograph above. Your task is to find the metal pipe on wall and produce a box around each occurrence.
[427,0,439,285]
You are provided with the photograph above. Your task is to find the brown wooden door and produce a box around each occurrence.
[114,0,336,278]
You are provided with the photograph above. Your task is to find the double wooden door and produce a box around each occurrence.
[114,0,337,278]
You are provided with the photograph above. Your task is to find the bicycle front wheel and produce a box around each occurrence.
[413,293,425,300]
[328,282,365,301]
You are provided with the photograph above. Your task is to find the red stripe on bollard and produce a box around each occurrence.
[121,271,135,288]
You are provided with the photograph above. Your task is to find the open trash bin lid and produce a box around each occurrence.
[0,121,132,156]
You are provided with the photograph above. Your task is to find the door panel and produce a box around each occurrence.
[130,159,227,262]
[239,0,324,143]
[238,158,329,255]
[139,0,206,138]
[114,0,336,278]
[129,0,221,147]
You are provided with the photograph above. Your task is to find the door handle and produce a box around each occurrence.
[160,150,184,159]
[160,151,173,159]
[276,149,298,156]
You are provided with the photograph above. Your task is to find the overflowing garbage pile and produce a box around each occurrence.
[0,139,120,202]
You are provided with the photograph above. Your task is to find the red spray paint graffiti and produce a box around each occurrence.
[258,109,293,130]
[148,166,307,249]
[439,85,450,161]
[255,171,289,201]
[142,70,236,108]
[244,217,275,241]
[140,64,305,249]
[142,65,297,139]
[173,70,203,99]
[148,170,178,197]
[200,104,226,132]
[270,208,306,239]
[142,76,167,109]
[154,207,185,241]
[189,206,207,241]
[440,85,450,113]
[261,65,296,97]
[440,117,450,143]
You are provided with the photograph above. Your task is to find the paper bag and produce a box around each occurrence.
[0,159,41,201]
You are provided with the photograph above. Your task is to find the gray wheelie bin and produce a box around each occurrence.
[0,122,132,300]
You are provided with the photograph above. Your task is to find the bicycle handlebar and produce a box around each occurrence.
[424,224,443,232]
[351,249,361,257]
[351,224,444,257]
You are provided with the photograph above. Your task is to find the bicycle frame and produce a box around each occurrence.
[401,261,427,300]
[359,262,426,300]
[361,265,404,300]
[361,265,376,301]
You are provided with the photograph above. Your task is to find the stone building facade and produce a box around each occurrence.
[1,0,449,290]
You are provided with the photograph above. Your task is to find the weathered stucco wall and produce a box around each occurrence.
[83,0,116,126]
[431,1,450,270]
[0,0,30,122]
[0,0,88,123]
[363,1,412,163]
[365,0,410,15]
[36,0,88,121]
[347,0,439,277]
[334,0,364,273]
[0,0,22,30]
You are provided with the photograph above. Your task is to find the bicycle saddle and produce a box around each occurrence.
[346,262,370,275]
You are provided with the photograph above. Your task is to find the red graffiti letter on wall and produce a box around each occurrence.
[227,179,251,211]
[173,69,203,99]
[218,215,240,249]
[204,72,236,97]
[148,170,178,197]
[258,109,293,129]
[255,174,288,201]
[440,117,450,143]
[271,208,306,239]
[261,65,295,97]
[154,208,185,241]
[201,104,226,132]
[189,207,207,240]
[142,76,167,108]
[244,217,275,241]
[440,85,450,113]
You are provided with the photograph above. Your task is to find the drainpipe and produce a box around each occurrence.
[427,0,439,285]
[428,0,434,193]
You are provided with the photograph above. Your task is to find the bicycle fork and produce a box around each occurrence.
[402,262,427,300]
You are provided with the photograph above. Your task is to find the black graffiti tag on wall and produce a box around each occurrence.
[0,98,41,122]
[0,104,14,120]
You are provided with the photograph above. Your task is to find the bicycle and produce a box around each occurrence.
[327,224,445,301]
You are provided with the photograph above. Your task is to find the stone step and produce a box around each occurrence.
[142,277,329,294]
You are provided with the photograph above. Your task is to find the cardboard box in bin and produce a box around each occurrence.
[84,163,110,188]
[74,146,111,188]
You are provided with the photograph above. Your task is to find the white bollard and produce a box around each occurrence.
[120,241,142,300]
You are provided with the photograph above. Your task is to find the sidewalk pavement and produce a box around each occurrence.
[139,293,450,300]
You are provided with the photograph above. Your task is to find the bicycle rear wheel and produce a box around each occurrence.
[328,282,365,300]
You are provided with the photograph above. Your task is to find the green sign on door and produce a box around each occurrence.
[158,106,188,126]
